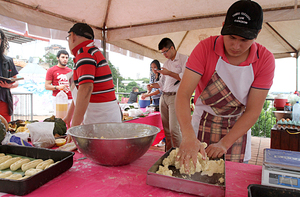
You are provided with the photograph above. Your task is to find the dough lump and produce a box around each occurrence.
[156,147,225,177]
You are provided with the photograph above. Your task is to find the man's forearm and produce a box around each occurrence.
[168,71,181,81]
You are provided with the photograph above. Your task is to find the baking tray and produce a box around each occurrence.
[147,148,225,197]
[248,184,300,197]
[0,145,74,196]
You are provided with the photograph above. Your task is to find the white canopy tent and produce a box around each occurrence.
[0,0,300,87]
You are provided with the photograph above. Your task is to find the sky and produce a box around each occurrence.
[8,39,153,80]
[7,38,300,94]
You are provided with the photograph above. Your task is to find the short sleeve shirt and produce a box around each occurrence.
[186,35,275,102]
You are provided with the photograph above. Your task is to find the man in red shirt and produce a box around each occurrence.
[176,0,275,169]
[45,50,72,114]
[65,23,122,142]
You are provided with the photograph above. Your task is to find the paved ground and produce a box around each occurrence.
[150,136,270,166]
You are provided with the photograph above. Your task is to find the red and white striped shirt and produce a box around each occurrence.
[72,40,116,103]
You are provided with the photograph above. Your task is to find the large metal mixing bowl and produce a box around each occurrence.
[68,123,160,166]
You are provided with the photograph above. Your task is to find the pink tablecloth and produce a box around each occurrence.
[0,150,262,197]
[125,112,165,146]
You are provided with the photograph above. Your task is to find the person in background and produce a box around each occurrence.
[141,60,162,105]
[45,50,73,113]
[127,87,146,104]
[147,38,188,151]
[64,23,122,142]
[0,29,19,123]
[175,0,275,171]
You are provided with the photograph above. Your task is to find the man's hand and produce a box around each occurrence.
[176,136,206,174]
[147,84,152,92]
[205,141,227,159]
[157,67,170,75]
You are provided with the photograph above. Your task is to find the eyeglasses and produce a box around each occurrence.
[65,34,71,41]
[161,47,171,54]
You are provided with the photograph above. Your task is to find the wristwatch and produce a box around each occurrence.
[54,85,57,90]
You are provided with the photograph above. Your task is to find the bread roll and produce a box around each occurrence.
[5,174,22,180]
[36,159,54,170]
[0,157,21,170]
[21,159,43,172]
[0,155,12,164]
[25,168,42,176]
[10,158,30,171]
[0,171,12,178]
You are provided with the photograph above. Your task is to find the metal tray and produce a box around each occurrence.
[147,148,225,197]
[248,184,300,197]
[0,145,74,196]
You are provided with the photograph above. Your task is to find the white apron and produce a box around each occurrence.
[69,71,122,125]
[192,57,253,162]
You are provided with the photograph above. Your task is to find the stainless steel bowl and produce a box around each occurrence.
[273,111,292,121]
[68,123,160,166]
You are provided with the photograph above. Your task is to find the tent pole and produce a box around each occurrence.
[102,28,107,59]
[297,51,299,92]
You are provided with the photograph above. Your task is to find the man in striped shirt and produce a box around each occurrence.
[65,23,121,138]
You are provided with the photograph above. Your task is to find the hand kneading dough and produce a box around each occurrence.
[156,147,225,177]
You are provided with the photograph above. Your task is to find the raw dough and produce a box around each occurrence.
[5,174,22,180]
[156,165,173,176]
[156,147,225,177]
[25,168,42,176]
[0,171,12,178]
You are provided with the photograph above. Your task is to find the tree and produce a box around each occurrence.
[251,100,276,137]
[126,82,138,92]
[108,61,124,89]
[44,52,73,68]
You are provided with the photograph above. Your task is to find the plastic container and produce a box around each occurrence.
[284,102,292,111]
[56,90,68,119]
[292,101,300,121]
[274,94,288,110]
[139,95,150,108]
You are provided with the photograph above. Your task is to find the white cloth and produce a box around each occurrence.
[192,57,253,162]
[71,86,121,125]
[157,52,188,92]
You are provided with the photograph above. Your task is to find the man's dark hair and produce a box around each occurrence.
[132,87,139,92]
[158,38,175,50]
[0,29,9,62]
[56,50,69,58]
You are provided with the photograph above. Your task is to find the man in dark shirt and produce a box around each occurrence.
[127,87,146,104]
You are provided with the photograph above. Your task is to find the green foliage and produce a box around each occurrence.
[126,82,138,92]
[141,77,149,84]
[43,52,73,69]
[251,100,276,137]
[108,61,124,88]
